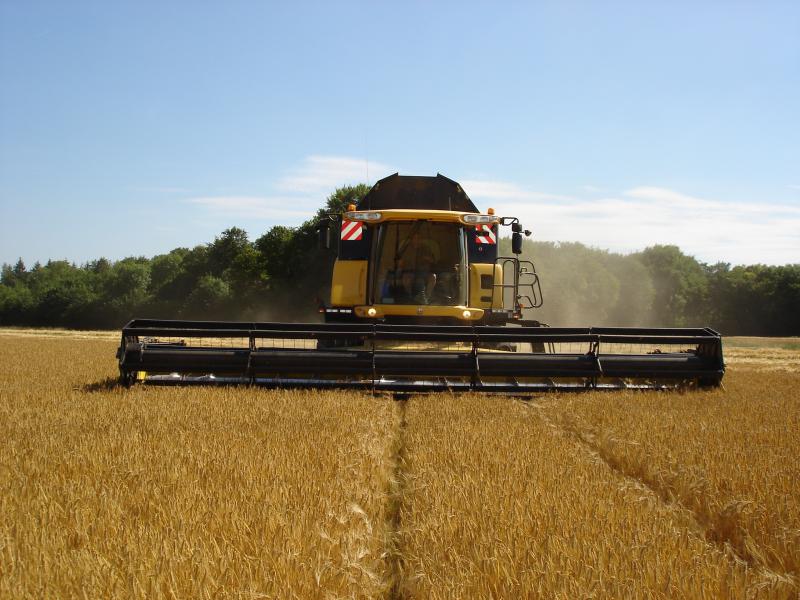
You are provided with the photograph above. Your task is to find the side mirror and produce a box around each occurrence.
[512,231,523,254]
[318,221,331,250]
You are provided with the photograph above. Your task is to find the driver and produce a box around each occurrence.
[397,232,439,303]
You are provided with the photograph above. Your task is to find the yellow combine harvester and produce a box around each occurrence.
[118,174,725,391]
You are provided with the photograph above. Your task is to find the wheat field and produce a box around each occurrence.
[0,332,798,598]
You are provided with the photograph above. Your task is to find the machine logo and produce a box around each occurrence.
[340,220,363,241]
[475,224,496,244]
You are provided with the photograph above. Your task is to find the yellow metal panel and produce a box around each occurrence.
[354,305,484,321]
[330,260,368,306]
[469,263,503,309]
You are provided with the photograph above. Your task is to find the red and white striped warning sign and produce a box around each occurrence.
[475,224,496,244]
[340,219,363,241]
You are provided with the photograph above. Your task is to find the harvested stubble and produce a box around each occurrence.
[397,394,796,599]
[723,337,800,372]
[0,337,395,598]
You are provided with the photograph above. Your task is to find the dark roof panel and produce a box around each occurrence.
[356,173,479,212]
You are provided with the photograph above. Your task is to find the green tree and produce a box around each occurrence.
[183,275,231,318]
[181,245,212,281]
[636,245,708,326]
[0,264,14,286]
[227,243,267,297]
[21,261,96,325]
[87,258,111,274]
[255,226,295,280]
[1,259,28,287]
[0,283,35,325]
[209,227,250,276]
[315,184,370,220]
[150,249,187,294]
[716,264,800,335]
[103,259,151,306]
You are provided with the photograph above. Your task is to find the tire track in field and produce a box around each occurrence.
[385,398,409,600]
[518,399,798,590]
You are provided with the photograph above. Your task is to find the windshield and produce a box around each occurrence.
[372,221,467,306]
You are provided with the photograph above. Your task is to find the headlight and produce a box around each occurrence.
[345,211,382,221]
[461,214,499,224]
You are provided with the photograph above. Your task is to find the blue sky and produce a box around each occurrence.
[1,1,798,266]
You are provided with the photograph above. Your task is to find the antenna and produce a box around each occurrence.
[364,130,370,184]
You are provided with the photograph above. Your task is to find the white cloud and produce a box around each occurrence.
[624,186,701,205]
[465,179,800,265]
[277,155,394,193]
[184,162,800,265]
[185,154,396,224]
[185,196,313,221]
[625,186,800,216]
[461,179,571,203]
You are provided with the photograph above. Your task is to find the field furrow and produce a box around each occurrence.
[537,370,800,584]
[396,394,794,599]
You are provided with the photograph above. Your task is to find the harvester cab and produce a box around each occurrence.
[118,174,725,391]
[317,173,541,327]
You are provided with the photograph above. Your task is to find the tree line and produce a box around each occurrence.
[512,239,799,335]
[1,184,798,335]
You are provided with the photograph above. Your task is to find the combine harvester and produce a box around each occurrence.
[118,174,724,391]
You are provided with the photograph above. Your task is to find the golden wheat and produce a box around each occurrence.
[537,369,800,585]
[396,393,796,599]
[1,331,797,598]
[0,337,394,598]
